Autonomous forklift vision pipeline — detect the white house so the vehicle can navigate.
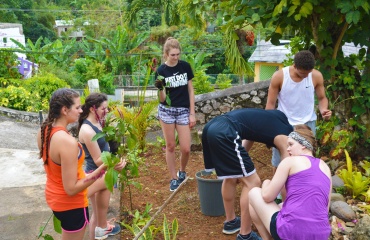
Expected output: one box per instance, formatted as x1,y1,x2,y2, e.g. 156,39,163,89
54,20,87,40
0,23,26,59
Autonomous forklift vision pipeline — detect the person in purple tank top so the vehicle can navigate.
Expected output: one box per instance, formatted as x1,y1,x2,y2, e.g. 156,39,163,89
248,124,332,240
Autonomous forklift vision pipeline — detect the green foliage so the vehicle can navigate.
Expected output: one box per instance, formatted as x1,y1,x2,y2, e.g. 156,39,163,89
114,101,158,151
92,111,142,193
215,74,232,89
163,215,178,240
0,77,22,88
0,85,33,111
122,212,178,240
192,71,214,94
23,73,69,111
0,50,22,79
52,215,61,234
338,150,370,199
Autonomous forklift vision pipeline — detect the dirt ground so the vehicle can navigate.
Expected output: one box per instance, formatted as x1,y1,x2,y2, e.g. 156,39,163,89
118,142,273,240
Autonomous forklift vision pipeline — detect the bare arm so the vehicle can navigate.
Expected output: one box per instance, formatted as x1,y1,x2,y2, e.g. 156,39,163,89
265,70,283,110
79,124,104,166
261,157,292,202
313,70,332,120
188,80,196,128
50,132,106,196
79,124,126,172
242,139,254,152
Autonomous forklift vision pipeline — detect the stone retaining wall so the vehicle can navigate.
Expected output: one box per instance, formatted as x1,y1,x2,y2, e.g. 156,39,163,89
0,106,45,125
194,81,270,124
0,81,270,125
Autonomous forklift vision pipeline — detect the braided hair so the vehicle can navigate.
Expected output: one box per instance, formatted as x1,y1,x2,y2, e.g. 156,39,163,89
39,88,80,165
78,92,108,132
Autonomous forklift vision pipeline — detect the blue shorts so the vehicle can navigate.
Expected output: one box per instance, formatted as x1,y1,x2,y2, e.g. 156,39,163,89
271,120,316,167
157,104,189,125
53,207,89,232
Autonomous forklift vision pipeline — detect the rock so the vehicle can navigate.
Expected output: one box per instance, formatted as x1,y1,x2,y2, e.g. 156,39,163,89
330,201,357,222
331,193,346,202
332,175,345,188
350,214,370,240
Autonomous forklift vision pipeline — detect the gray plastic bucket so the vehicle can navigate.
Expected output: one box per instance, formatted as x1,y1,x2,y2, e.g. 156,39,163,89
195,170,225,216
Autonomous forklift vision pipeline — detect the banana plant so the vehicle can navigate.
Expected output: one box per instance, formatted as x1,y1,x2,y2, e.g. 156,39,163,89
86,25,149,75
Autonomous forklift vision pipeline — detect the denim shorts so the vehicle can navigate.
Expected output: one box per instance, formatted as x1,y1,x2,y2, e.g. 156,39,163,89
157,104,190,125
271,120,316,167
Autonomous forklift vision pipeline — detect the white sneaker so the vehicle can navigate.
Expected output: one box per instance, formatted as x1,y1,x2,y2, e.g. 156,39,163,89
95,222,121,240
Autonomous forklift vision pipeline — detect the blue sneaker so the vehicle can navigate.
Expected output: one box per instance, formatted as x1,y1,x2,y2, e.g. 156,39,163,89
223,216,241,234
95,222,121,239
177,170,187,184
236,231,262,240
170,179,179,192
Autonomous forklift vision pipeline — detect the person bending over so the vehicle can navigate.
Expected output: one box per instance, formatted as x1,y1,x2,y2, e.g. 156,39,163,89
202,108,293,240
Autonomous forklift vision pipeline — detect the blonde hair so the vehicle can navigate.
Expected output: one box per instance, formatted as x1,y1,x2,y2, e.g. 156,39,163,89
293,124,317,152
163,37,181,60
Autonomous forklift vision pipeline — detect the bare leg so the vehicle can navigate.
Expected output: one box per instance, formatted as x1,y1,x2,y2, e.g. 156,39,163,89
238,173,261,235
222,178,238,222
88,194,97,240
87,176,111,239
176,124,191,172
249,187,281,239
160,120,177,179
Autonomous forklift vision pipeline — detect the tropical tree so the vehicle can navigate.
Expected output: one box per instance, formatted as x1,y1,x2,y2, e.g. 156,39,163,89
124,0,181,28
180,0,370,156
87,25,150,76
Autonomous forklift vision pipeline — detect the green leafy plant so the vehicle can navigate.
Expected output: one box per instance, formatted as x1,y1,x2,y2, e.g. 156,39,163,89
337,150,370,199
23,73,70,111
359,160,370,177
92,111,142,194
156,74,171,107
37,213,60,239
0,85,33,111
114,100,158,151
122,214,178,240
215,74,232,89
192,70,214,94
317,116,360,159
163,214,178,240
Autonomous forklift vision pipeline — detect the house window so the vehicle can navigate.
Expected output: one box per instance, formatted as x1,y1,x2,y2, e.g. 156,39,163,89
259,65,279,81
3,37,7,43
65,28,68,32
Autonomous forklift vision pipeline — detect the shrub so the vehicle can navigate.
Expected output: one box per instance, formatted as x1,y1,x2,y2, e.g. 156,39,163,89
0,85,33,111
215,74,232,89
23,73,69,111
193,71,214,94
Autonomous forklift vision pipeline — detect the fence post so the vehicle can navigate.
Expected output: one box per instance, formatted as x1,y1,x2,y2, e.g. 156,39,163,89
39,110,43,126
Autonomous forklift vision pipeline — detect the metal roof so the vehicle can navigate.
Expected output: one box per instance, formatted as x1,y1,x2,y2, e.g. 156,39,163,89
248,40,366,63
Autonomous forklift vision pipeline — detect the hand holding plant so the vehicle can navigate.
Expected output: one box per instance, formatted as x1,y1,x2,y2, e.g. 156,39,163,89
154,79,164,90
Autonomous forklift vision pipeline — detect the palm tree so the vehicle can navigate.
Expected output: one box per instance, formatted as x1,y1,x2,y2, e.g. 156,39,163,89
124,0,180,28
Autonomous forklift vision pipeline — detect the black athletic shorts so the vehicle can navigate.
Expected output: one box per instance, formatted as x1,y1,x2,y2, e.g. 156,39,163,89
270,211,281,240
53,207,89,232
202,116,256,178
